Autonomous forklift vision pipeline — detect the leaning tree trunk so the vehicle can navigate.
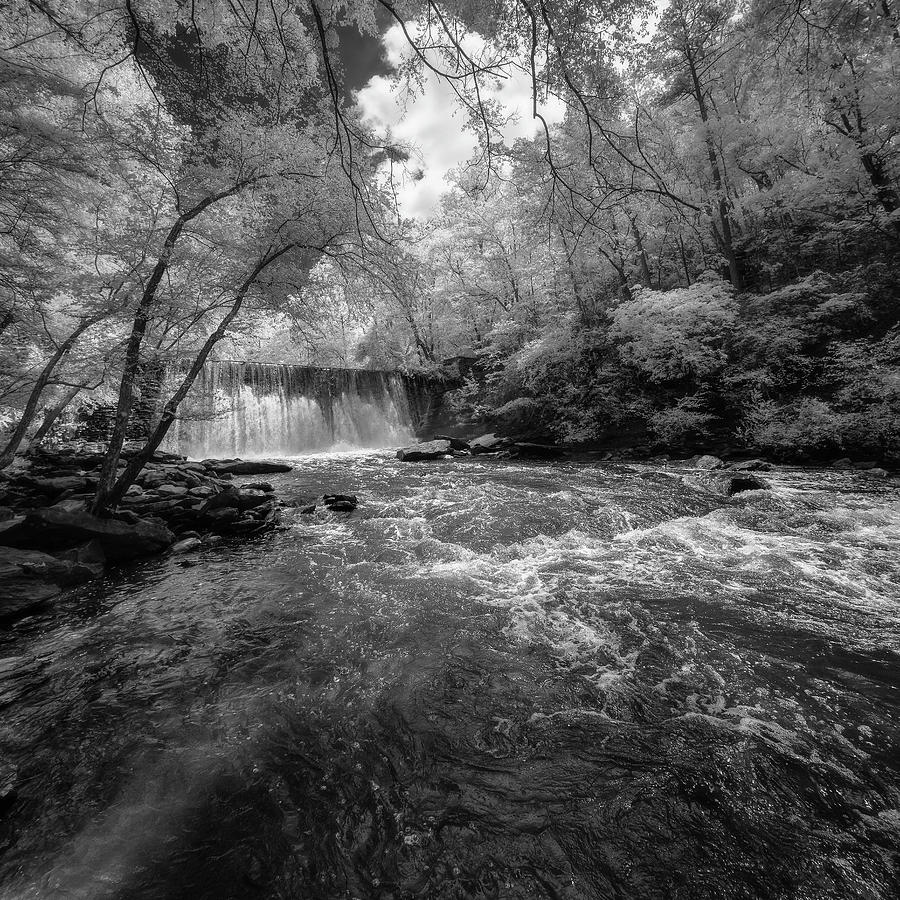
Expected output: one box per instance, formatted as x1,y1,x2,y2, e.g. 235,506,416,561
92,183,252,515
0,317,96,469
30,384,84,449
103,243,296,511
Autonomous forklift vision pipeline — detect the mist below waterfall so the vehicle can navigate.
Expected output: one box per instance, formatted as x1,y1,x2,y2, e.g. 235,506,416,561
165,362,416,458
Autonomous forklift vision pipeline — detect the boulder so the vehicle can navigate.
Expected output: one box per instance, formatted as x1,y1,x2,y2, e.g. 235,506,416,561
24,475,95,496
0,544,103,619
204,507,240,526
433,435,470,451
831,458,853,470
170,537,202,554
728,459,773,472
52,540,106,579
867,467,890,478
155,484,189,497
243,481,274,493
0,506,174,561
200,486,241,513
717,473,770,496
693,454,725,470
469,433,512,454
206,459,292,476
396,440,452,462
234,489,272,511
322,493,357,512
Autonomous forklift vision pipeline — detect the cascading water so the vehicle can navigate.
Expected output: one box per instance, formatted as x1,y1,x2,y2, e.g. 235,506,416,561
165,361,416,458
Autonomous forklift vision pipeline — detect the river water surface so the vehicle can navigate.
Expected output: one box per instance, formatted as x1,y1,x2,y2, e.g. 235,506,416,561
1,455,899,899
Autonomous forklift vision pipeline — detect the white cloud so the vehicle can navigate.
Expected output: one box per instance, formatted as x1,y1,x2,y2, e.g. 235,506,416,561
356,24,565,218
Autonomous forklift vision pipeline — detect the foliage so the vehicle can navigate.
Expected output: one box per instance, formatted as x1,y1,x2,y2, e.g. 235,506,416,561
2,0,900,469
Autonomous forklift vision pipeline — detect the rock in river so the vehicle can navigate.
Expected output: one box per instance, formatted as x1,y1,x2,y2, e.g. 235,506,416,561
0,506,174,561
396,440,453,462
692,454,726,470
432,434,470,451
322,494,358,512
469,433,512,454
717,473,770,496
204,459,293,476
0,544,104,618
728,458,773,472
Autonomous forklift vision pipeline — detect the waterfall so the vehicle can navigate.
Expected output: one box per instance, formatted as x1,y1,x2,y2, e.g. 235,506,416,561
165,362,417,458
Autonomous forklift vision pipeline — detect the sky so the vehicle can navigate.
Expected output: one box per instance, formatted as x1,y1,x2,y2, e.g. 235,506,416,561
353,25,566,218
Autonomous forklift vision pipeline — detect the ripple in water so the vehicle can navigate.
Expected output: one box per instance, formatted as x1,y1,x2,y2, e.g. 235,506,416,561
0,456,899,899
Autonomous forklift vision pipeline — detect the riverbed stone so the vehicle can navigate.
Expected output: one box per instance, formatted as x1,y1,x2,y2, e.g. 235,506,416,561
235,489,272,511
469,433,512,454
204,507,240,526
170,537,202,554
155,484,189,497
0,544,105,618
433,434,470,451
243,481,274,492
396,440,452,461
0,506,174,561
52,540,106,579
200,486,241,512
717,473,770,495
728,459,773,472
26,475,95,496
322,494,357,512
206,459,293,476
693,454,725,469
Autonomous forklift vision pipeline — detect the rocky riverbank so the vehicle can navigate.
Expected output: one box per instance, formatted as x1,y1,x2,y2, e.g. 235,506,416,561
396,436,899,499
0,444,292,620
399,432,897,477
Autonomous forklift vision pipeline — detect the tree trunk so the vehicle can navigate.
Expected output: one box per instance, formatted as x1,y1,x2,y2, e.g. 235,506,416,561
684,43,744,290
92,184,251,515
558,227,588,319
30,384,83,449
631,218,653,287
615,259,633,302
679,235,692,286
598,243,633,301
103,243,295,511
0,317,96,469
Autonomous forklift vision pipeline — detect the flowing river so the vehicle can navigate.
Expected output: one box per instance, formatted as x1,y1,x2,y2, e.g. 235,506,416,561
1,455,899,899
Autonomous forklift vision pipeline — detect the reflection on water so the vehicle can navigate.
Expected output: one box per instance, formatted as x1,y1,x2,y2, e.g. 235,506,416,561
1,455,899,899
